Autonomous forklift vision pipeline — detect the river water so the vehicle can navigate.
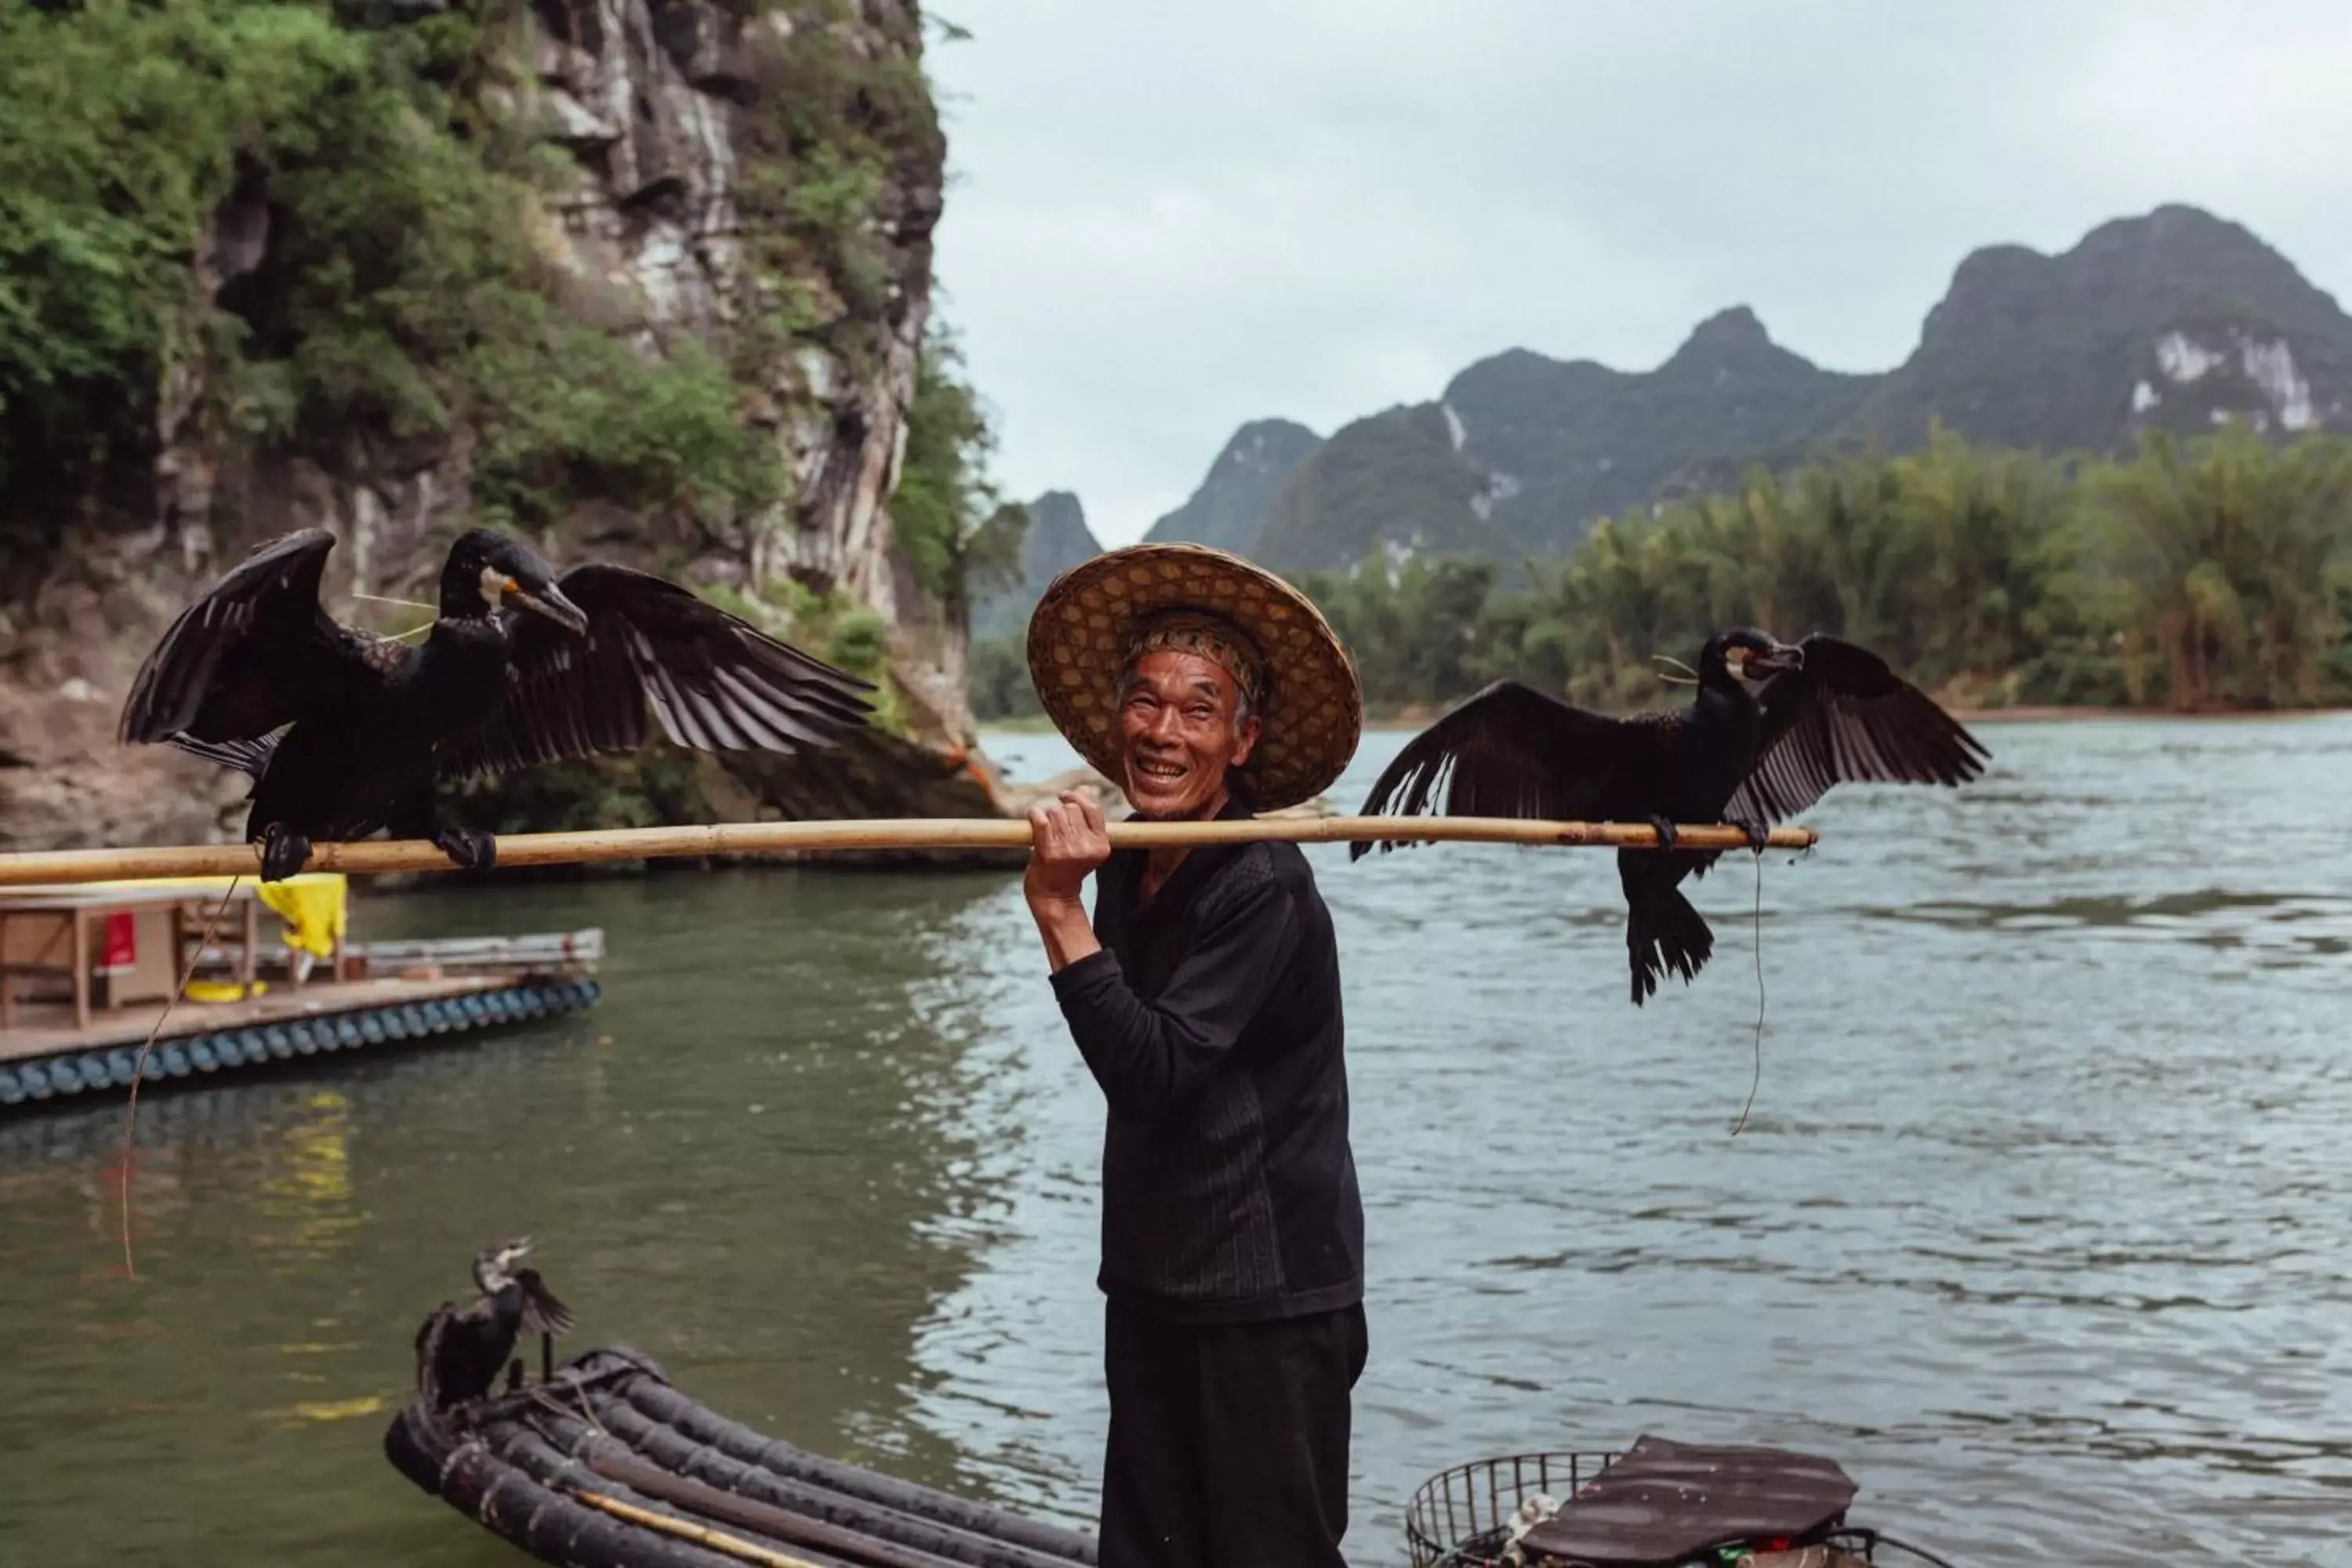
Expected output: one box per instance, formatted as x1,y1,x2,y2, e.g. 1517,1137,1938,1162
2,717,2347,1566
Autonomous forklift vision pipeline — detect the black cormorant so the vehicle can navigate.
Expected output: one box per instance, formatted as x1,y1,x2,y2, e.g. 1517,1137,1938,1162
118,527,873,880
1354,630,1990,1004
413,1236,575,1412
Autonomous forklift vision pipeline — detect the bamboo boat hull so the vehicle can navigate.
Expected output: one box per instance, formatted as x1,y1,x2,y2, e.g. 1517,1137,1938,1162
0,975,602,1116
383,1346,1098,1568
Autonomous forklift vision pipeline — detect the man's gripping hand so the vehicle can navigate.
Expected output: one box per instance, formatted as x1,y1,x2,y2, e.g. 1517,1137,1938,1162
1025,791,1111,974
1025,789,1111,909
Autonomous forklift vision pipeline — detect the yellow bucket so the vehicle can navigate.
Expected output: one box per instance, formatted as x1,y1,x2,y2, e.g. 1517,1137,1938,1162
185,979,265,1004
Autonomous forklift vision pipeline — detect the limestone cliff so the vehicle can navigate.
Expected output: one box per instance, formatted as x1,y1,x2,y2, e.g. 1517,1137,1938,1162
0,0,998,855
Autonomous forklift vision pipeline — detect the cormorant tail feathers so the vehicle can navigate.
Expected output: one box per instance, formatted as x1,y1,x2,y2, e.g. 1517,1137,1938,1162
1628,886,1714,1006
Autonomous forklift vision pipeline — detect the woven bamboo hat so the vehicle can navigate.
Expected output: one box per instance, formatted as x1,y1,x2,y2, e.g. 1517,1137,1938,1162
1025,543,1363,811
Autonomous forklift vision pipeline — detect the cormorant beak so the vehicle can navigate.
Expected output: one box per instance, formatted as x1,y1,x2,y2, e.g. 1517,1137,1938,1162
1748,644,1804,677
506,579,589,637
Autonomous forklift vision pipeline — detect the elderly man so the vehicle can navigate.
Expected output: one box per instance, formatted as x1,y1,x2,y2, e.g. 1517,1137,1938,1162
1021,544,1369,1568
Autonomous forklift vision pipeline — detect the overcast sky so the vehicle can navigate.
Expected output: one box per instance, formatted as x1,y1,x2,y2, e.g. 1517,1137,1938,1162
924,2,2352,547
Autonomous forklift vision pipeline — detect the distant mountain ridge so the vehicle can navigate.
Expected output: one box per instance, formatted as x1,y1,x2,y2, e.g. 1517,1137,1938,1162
1251,404,1506,574
1046,203,2352,579
1142,418,1324,552
1840,204,2352,456
1442,305,1879,559
972,489,1102,640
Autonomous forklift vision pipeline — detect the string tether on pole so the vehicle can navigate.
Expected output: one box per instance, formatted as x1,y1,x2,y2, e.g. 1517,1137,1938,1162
0,816,1819,888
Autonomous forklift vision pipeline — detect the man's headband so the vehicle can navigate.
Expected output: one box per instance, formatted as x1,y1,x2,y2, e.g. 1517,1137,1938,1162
1121,610,1267,709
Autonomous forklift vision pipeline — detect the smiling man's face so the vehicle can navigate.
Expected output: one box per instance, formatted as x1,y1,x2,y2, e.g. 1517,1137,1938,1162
1115,649,1261,819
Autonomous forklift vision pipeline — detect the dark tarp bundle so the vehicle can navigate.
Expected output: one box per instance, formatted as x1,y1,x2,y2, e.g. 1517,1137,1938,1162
1517,1433,1859,1565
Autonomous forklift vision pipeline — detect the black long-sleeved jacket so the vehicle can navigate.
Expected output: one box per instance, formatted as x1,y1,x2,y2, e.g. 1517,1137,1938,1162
1051,797,1364,1323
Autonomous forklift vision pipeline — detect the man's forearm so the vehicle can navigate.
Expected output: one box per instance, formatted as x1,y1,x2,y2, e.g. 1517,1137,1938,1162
1029,895,1102,973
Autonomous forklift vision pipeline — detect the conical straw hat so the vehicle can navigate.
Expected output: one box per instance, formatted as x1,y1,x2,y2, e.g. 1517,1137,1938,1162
1025,544,1363,811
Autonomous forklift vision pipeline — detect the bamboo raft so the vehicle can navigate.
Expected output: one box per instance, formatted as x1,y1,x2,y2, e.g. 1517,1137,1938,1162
385,1347,1098,1568
0,931,603,1114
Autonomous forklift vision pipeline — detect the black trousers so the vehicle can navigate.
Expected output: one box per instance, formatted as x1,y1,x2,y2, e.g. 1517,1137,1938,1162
1098,1298,1369,1568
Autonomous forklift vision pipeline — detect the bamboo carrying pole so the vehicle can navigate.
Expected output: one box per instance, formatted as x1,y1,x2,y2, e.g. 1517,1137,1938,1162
0,817,1817,888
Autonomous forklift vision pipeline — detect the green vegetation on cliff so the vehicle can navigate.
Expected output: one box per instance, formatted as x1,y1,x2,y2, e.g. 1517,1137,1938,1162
733,0,939,383
971,426,2352,724
0,0,980,577
2,0,1032,850
892,323,1027,626
0,0,792,563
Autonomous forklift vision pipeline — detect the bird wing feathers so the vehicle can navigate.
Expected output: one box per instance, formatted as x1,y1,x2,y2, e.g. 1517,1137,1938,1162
1355,644,1985,864
1351,680,1677,858
413,1301,454,1409
441,564,873,780
514,1268,575,1338
163,731,282,780
119,528,405,749
1725,633,1990,826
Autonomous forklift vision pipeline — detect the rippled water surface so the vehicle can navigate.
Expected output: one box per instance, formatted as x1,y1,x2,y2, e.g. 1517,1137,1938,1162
3,716,2349,1566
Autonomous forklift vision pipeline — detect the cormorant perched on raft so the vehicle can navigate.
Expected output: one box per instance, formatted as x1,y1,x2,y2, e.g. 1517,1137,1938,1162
413,1236,575,1413
118,527,873,880
1353,629,1991,1004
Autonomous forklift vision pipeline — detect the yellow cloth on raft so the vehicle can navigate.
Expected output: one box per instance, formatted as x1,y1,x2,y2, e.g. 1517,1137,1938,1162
254,875,347,958
74,873,348,958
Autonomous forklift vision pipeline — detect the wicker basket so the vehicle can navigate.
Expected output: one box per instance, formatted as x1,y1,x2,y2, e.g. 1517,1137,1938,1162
1403,1450,1621,1567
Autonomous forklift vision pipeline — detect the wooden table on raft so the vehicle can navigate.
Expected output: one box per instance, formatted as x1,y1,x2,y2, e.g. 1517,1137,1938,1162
0,816,1821,887
0,883,271,1034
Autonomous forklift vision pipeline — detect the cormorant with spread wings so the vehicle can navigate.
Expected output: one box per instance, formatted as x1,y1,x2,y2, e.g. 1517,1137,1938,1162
1353,629,1989,1004
412,1236,575,1412
119,527,873,880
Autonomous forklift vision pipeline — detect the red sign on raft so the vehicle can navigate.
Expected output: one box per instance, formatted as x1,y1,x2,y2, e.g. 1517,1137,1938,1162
100,911,136,973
